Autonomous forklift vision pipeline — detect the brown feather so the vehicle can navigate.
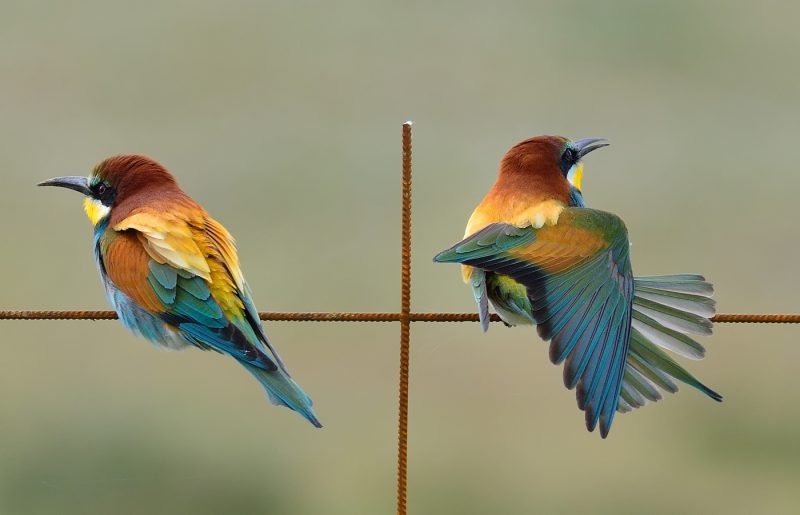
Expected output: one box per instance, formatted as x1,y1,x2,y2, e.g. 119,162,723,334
94,155,195,227
102,231,165,313
462,136,573,282
484,135,572,216
98,155,248,321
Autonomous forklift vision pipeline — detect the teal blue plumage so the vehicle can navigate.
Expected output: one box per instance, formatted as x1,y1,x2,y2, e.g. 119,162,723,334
436,210,636,436
41,155,320,427
434,135,721,437
435,213,721,437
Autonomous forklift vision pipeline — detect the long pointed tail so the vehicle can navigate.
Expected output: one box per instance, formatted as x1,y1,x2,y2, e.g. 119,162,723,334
240,361,322,428
618,274,722,413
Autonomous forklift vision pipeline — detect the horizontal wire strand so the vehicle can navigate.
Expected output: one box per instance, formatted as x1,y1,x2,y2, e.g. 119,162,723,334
1,310,799,323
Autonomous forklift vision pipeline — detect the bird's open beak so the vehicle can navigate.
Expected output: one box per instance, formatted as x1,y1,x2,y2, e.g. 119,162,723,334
574,138,609,158
37,176,91,196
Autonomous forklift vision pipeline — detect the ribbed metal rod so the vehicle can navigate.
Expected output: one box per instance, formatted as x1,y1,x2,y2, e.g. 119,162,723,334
1,311,799,323
396,121,413,515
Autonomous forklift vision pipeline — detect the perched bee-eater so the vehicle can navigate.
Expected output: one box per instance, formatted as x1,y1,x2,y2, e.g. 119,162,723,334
434,136,721,437
39,155,321,427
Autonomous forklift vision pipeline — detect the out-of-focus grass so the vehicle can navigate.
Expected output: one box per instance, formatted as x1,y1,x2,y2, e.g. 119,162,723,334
2,1,800,513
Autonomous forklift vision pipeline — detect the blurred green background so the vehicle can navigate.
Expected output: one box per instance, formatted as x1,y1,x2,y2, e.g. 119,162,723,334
2,1,799,513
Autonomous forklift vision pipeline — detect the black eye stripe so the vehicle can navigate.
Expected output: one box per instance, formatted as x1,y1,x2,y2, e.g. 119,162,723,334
91,182,116,206
559,147,579,175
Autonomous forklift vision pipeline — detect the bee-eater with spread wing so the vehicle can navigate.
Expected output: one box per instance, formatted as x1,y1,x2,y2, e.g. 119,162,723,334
39,155,321,427
434,136,721,437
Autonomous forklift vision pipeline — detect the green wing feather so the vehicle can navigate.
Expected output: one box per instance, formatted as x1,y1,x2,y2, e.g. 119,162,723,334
435,208,633,437
435,208,722,436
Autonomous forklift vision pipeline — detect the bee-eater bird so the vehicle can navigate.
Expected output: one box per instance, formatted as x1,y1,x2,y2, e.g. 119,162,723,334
39,155,321,427
434,136,721,437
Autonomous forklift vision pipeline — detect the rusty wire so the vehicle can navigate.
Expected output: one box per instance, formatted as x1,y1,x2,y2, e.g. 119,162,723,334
3,123,800,515
2,310,800,324
396,121,413,515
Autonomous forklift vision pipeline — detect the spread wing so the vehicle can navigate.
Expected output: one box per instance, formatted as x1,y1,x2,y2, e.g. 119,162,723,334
102,209,285,373
618,274,721,412
435,208,634,437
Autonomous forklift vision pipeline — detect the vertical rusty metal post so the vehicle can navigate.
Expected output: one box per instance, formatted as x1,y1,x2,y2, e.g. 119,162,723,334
397,121,413,515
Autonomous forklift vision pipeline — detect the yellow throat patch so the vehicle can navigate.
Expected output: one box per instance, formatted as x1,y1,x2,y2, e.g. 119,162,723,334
83,197,110,225
567,162,584,191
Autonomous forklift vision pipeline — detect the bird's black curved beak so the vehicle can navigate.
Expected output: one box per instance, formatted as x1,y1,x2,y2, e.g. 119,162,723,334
574,138,609,158
37,176,91,196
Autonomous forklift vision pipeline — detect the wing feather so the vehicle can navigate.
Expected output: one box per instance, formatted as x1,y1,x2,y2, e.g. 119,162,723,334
114,211,211,280
105,209,283,372
435,208,633,437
